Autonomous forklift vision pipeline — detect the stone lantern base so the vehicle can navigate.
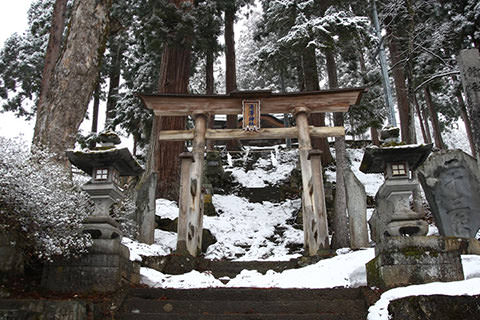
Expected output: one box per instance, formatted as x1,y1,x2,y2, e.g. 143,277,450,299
42,238,139,293
366,236,465,290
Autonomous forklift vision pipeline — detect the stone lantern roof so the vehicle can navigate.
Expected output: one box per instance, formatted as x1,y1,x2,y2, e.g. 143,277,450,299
66,148,144,177
360,144,433,174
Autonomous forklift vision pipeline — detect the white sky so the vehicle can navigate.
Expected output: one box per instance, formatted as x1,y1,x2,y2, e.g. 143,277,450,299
0,1,35,140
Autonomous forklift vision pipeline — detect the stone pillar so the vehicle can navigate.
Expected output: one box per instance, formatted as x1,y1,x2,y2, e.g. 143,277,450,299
177,152,194,254
457,49,480,161
136,173,157,244
344,167,369,248
295,107,329,255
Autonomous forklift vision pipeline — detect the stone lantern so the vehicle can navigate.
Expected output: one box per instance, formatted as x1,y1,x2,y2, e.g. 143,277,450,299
65,131,144,240
42,131,144,293
360,144,432,243
360,143,465,289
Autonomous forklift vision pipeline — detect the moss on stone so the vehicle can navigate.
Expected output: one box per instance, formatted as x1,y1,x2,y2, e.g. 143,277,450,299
400,246,439,258
366,257,385,289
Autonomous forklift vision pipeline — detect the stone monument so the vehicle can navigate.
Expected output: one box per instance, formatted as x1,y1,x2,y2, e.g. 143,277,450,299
344,167,369,249
42,131,143,292
361,142,465,289
418,149,480,238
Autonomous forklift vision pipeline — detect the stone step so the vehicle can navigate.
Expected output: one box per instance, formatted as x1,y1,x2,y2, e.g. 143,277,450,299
128,287,363,301
142,255,331,278
117,313,365,320
122,297,366,315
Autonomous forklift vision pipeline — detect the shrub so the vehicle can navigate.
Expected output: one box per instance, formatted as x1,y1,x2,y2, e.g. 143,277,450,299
0,137,92,261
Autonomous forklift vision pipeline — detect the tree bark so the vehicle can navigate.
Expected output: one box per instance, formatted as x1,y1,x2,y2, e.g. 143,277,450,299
33,0,68,147
33,0,112,162
371,127,380,146
153,42,192,199
105,34,124,127
302,45,333,165
224,3,240,150
91,81,101,133
421,102,432,144
206,46,215,151
414,93,429,144
387,30,411,143
424,86,445,149
324,48,349,249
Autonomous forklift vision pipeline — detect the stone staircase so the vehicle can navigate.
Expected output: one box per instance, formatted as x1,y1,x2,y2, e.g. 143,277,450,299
116,287,371,319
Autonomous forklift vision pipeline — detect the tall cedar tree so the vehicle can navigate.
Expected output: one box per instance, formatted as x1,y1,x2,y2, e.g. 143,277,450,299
151,0,194,199
34,0,67,124
33,0,112,162
224,0,241,150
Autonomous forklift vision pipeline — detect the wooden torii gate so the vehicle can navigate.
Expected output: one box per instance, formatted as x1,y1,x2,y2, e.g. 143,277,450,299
141,88,364,256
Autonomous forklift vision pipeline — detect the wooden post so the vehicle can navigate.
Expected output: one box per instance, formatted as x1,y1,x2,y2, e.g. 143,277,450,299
294,107,329,255
187,113,208,256
308,149,329,251
177,152,194,254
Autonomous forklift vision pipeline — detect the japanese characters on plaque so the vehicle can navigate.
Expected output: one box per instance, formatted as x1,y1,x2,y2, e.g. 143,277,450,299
242,100,261,131
457,49,480,105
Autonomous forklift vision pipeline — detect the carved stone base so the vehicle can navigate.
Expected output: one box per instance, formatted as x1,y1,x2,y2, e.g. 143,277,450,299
367,236,464,290
42,239,139,293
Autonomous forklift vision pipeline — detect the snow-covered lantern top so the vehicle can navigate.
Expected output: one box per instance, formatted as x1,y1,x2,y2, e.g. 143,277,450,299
360,144,433,180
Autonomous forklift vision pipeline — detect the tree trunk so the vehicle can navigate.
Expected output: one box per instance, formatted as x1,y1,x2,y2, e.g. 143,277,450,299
405,0,417,144
153,42,192,199
324,48,349,249
206,48,215,151
387,30,411,143
371,127,380,146
302,45,333,165
414,93,429,144
33,0,68,147
456,89,476,155
224,4,240,150
424,87,445,149
421,102,432,144
33,0,112,162
91,81,101,133
105,34,124,127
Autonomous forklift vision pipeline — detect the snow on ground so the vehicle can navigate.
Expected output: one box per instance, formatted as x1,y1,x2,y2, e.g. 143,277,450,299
138,248,375,289
122,229,177,262
204,195,302,261
226,147,297,188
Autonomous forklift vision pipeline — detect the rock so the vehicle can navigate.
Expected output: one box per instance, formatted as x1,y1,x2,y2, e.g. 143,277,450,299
202,228,217,253
389,294,480,320
203,194,217,216
380,127,400,142
418,149,480,238
155,217,178,232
